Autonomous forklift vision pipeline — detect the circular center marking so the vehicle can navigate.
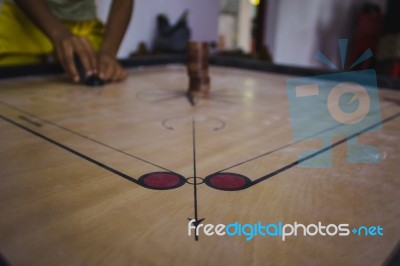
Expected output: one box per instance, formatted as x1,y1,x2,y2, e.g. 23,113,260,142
186,177,205,185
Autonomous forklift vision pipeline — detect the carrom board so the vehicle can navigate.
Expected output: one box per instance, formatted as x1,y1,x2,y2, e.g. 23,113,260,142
0,65,399,265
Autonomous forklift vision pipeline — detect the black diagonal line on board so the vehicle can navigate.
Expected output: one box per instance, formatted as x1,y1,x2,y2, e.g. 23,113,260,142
214,104,397,174
0,100,174,173
0,113,168,186
249,111,400,186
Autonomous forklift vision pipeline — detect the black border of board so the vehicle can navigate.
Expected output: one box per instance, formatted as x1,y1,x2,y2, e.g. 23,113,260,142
0,55,399,90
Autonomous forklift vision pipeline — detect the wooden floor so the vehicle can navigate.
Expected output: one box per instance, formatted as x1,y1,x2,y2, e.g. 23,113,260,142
0,65,399,265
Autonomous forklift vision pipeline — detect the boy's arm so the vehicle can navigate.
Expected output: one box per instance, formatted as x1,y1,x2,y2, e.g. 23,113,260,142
98,0,134,81
15,0,98,82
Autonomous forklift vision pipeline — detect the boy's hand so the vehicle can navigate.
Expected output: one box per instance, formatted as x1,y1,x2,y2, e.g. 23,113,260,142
54,35,126,83
53,34,97,82
97,52,127,82
15,0,132,83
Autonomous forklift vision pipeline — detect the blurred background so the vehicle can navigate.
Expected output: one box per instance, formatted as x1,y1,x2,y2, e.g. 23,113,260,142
48,0,400,77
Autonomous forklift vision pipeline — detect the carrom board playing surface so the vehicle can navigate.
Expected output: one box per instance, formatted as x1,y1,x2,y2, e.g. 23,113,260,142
0,65,399,266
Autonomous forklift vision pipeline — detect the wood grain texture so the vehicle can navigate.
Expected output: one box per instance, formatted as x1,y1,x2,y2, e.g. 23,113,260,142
0,65,399,266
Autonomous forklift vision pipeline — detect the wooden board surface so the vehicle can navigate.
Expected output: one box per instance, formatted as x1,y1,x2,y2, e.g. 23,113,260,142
0,65,399,266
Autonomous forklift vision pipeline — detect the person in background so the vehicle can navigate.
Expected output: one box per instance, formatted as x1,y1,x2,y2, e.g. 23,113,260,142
377,0,400,78
0,0,133,83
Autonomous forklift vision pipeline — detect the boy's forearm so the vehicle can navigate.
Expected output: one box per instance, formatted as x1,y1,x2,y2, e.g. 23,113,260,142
100,0,134,57
14,0,71,42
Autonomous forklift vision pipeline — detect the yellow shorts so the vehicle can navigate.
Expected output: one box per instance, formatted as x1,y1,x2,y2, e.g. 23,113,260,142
0,2,104,66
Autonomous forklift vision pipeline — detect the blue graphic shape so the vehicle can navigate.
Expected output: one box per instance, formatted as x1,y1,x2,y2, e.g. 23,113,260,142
350,49,373,69
315,51,338,70
286,69,382,168
299,138,333,168
339,92,360,113
338,39,348,69
347,138,381,163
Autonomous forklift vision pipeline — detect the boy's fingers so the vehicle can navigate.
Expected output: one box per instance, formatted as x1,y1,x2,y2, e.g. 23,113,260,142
79,37,97,74
60,40,79,82
97,53,127,82
98,60,107,80
115,66,127,81
103,63,114,81
55,48,66,72
53,35,99,83
72,38,93,77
